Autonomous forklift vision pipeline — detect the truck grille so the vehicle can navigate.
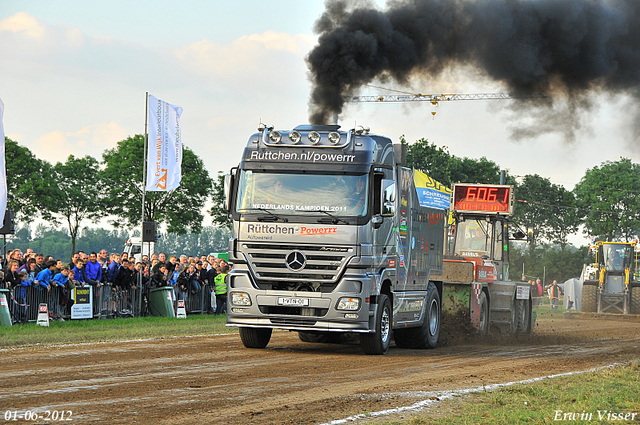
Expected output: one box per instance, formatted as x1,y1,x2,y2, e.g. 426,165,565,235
242,243,354,283
269,318,318,326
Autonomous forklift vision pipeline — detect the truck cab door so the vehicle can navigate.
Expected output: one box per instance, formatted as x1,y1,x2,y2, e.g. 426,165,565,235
372,177,396,269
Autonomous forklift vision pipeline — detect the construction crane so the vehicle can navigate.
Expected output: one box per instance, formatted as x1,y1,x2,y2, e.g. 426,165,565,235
347,85,547,118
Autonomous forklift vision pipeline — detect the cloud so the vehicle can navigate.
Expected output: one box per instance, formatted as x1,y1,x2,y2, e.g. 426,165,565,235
0,12,315,186
240,30,315,54
175,30,314,87
35,130,68,163
35,122,128,164
0,12,45,38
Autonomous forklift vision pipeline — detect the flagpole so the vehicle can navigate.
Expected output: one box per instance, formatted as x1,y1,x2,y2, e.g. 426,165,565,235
140,92,149,316
142,92,148,227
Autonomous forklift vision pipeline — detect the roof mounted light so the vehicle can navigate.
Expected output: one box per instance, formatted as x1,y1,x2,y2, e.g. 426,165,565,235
308,131,321,145
269,130,282,143
289,130,301,144
328,132,341,144
258,122,266,132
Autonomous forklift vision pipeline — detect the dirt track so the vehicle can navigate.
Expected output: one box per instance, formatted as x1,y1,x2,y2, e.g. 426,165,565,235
1,313,640,425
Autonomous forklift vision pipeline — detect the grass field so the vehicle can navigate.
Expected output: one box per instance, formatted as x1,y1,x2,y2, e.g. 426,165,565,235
0,314,235,348
368,361,640,425
370,305,640,424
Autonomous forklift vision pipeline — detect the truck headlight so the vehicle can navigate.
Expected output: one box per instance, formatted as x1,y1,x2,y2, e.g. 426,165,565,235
336,297,360,311
289,130,301,144
269,130,282,143
231,292,252,306
308,131,321,144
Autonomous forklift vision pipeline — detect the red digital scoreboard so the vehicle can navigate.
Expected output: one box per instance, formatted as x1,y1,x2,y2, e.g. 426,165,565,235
451,184,514,215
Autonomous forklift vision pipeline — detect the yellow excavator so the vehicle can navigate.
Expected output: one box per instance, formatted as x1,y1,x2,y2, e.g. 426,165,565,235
582,241,640,315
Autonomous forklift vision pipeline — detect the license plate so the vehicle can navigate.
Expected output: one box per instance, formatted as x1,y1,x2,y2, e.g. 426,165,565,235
277,297,309,307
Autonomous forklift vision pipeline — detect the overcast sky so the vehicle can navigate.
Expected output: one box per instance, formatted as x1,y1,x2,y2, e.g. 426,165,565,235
1,0,638,244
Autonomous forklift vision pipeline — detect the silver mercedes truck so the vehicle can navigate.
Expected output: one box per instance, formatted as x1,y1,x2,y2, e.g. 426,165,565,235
223,124,445,354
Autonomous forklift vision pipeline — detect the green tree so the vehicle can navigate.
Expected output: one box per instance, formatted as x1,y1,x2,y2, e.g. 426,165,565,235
49,155,103,255
13,224,72,262
101,135,213,234
77,227,130,255
210,171,231,229
402,136,455,186
513,174,582,251
450,156,502,185
509,242,588,284
402,136,504,186
4,137,56,220
573,158,640,241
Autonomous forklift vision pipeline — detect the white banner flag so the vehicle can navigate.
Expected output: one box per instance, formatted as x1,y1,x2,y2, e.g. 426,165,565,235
146,94,183,191
0,98,7,222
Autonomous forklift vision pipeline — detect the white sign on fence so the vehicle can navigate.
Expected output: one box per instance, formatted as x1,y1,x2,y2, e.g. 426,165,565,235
71,287,93,319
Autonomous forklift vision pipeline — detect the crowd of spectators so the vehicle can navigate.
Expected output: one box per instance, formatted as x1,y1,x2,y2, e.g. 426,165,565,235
0,247,231,322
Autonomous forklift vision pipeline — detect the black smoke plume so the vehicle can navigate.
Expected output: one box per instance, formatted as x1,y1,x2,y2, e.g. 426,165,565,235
307,0,640,140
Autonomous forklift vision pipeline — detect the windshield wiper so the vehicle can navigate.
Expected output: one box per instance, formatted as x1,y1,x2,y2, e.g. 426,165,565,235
244,208,288,223
311,210,349,225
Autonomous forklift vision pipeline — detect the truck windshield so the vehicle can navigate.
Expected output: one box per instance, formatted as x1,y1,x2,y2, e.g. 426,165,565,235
602,243,631,272
235,170,368,217
453,220,490,256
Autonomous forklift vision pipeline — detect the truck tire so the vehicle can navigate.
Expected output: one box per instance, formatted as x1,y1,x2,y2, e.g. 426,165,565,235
239,327,272,349
582,284,597,312
392,282,440,349
298,331,335,343
478,291,489,335
360,294,392,355
509,297,518,335
630,286,640,315
516,298,531,334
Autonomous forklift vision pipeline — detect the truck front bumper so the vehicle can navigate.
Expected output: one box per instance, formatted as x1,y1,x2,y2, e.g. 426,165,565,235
225,270,374,333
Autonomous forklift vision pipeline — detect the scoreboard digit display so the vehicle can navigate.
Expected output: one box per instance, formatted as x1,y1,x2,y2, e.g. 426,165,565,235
451,184,514,215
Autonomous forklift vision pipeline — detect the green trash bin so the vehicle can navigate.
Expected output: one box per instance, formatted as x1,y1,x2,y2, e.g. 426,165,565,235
149,287,175,318
0,289,12,326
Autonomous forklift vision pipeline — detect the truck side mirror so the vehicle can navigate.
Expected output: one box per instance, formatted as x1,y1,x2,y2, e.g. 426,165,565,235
223,173,233,211
381,180,396,217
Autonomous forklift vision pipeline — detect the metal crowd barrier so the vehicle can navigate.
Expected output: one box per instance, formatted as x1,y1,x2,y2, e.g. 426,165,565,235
6,285,64,323
93,285,111,319
113,287,142,317
4,281,211,322
172,283,213,314
91,285,142,318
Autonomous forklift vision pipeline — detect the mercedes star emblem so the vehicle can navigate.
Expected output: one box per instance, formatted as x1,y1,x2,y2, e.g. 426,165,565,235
285,251,306,271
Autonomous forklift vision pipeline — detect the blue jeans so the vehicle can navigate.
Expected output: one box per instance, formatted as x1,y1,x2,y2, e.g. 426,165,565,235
189,280,201,293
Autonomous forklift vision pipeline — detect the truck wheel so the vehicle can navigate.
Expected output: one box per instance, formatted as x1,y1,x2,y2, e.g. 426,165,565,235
630,286,640,315
516,298,531,334
582,284,597,312
360,294,392,355
478,291,489,335
392,282,440,349
298,331,334,343
239,327,272,349
509,297,518,335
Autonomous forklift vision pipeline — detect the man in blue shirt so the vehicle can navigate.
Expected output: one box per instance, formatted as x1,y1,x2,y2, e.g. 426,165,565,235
34,260,56,291
85,252,102,287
